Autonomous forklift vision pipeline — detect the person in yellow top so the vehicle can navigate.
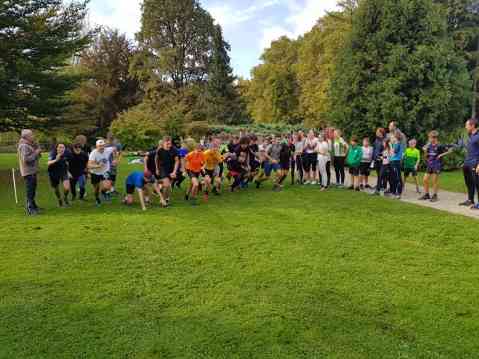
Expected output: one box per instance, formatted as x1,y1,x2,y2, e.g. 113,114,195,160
203,137,224,195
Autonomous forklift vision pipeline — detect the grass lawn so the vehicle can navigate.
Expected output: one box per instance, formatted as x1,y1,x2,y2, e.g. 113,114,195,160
404,170,467,194
1,153,478,358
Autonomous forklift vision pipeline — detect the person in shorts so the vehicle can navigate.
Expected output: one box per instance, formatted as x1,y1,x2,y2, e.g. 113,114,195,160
155,136,180,207
359,137,373,189
47,143,71,207
203,138,224,195
345,136,362,191
303,130,319,184
274,139,291,192
123,170,152,211
105,132,122,195
265,136,282,176
253,142,270,189
88,139,113,206
185,143,206,205
403,139,421,194
419,131,452,202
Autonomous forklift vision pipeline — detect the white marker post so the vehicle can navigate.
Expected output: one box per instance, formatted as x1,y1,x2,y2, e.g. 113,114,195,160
12,168,18,205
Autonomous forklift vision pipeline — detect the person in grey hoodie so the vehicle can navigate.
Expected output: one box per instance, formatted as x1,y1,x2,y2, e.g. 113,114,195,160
17,129,42,215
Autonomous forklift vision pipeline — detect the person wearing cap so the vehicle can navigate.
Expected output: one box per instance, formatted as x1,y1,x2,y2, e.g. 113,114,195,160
122,170,152,211
17,129,42,215
88,139,113,206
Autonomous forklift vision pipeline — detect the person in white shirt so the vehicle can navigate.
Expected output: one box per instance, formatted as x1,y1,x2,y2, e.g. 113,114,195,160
317,134,331,190
360,137,374,189
303,130,319,184
88,139,114,206
293,132,305,184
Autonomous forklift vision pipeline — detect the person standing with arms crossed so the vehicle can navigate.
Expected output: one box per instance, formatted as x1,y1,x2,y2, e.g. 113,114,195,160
17,129,42,215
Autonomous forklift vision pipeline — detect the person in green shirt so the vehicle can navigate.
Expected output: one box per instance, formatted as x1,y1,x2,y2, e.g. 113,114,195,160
403,139,421,194
346,136,363,191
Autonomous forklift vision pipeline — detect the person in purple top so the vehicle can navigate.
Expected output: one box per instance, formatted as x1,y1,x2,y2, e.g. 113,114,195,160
419,131,453,203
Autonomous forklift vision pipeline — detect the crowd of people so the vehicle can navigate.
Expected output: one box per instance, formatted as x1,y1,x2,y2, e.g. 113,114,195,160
16,119,479,215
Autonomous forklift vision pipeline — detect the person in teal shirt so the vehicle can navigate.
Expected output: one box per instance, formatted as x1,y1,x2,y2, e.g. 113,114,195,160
403,139,421,194
346,136,363,191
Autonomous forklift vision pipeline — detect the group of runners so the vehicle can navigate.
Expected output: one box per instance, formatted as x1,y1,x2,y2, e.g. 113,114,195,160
16,119,479,214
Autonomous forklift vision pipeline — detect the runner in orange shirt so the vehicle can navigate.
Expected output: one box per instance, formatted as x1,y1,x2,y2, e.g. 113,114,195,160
185,143,206,206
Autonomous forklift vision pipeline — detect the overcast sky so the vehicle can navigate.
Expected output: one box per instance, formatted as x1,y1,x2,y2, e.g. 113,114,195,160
88,0,338,78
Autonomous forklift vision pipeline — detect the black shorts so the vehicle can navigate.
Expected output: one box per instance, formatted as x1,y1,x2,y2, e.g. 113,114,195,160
359,162,371,176
107,172,117,183
91,173,105,185
349,166,360,176
49,173,68,188
250,160,260,172
158,168,173,180
303,153,317,172
218,163,225,177
404,168,417,177
204,169,216,179
187,170,203,179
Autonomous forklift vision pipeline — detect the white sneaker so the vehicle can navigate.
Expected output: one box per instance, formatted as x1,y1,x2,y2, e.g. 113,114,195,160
311,181,317,185
304,181,311,185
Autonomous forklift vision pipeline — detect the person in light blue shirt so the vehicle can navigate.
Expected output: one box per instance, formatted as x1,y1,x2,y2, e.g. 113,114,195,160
389,134,404,199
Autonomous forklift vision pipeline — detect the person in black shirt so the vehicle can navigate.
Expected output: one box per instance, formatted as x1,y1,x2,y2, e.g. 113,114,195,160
48,143,71,207
68,143,89,201
155,136,180,207
274,140,291,191
144,143,162,195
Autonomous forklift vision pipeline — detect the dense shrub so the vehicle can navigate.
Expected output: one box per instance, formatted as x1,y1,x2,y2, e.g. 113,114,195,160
110,103,162,150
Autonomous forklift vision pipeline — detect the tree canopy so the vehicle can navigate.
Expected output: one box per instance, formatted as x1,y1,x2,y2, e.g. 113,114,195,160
0,0,93,132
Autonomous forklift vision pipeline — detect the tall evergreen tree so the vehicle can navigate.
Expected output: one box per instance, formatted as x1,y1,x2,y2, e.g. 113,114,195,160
206,25,247,124
330,0,472,140
0,0,93,132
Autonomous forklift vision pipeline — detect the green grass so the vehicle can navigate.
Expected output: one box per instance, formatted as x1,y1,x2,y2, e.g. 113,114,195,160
404,170,467,194
1,153,478,358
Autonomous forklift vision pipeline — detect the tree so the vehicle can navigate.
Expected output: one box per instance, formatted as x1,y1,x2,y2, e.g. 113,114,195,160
247,37,302,124
136,0,216,90
68,28,141,137
206,25,248,125
296,9,354,127
330,0,472,140
0,0,93,132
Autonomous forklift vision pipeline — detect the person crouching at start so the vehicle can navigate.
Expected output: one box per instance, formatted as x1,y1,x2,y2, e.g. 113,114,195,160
123,171,153,211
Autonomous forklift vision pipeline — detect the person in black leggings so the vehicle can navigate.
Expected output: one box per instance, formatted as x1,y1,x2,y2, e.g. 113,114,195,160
460,119,479,209
332,129,348,186
372,128,386,191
